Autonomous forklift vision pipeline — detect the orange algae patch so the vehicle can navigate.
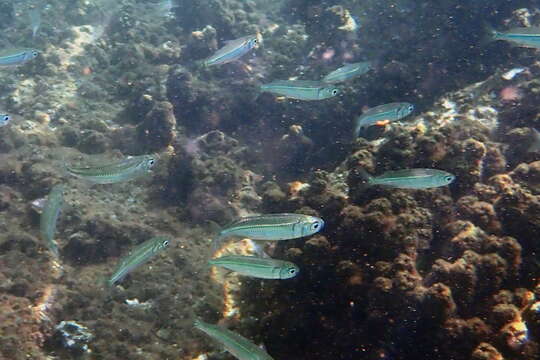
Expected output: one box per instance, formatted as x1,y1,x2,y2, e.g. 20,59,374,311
210,239,257,320
374,119,391,126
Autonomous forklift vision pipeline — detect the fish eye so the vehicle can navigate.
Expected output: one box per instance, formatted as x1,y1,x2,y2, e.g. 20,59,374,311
288,268,296,274
148,159,156,166
253,38,258,43
332,89,338,95
445,176,454,182
311,222,320,230
408,105,414,112
2,115,10,122
163,240,169,246
31,51,38,57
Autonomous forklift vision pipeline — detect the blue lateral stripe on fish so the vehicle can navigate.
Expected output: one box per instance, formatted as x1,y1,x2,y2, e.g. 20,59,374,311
0,49,39,66
204,34,259,66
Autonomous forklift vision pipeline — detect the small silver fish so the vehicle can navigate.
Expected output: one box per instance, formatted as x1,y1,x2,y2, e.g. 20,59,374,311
108,236,171,286
212,213,324,253
194,319,274,360
204,35,259,67
491,26,540,48
362,168,455,189
209,255,300,279
322,61,372,84
0,48,39,67
0,113,11,127
260,80,340,101
354,102,414,137
65,154,157,184
40,184,64,257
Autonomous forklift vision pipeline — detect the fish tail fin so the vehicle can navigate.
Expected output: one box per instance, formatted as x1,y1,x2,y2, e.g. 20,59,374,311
353,122,362,138
210,234,226,256
528,128,540,153
481,23,500,45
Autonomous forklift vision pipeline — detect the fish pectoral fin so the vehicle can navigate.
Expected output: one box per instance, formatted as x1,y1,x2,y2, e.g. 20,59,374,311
251,240,270,258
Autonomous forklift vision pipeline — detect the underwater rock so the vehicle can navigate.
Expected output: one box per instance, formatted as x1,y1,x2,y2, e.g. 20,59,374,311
456,196,502,234
471,342,504,360
166,64,258,134
184,25,218,63
53,321,93,354
167,130,261,223
76,130,108,154
136,100,176,152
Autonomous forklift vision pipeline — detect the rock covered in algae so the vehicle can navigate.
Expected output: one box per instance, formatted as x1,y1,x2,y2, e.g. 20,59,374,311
136,100,177,152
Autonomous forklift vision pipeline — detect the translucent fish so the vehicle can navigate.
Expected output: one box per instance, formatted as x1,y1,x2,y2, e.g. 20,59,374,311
29,7,42,38
108,236,171,286
491,26,540,48
212,213,324,252
204,35,259,67
65,154,157,184
194,319,274,360
528,128,540,153
363,168,455,189
0,48,39,67
0,113,11,127
149,0,178,17
209,255,299,279
354,102,414,137
40,185,64,258
322,61,372,84
260,80,340,101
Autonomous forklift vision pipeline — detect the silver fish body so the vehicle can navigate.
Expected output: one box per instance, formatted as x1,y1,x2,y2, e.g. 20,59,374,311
209,255,299,279
108,236,170,285
354,102,414,137
367,168,455,189
0,113,11,127
212,213,324,252
492,27,540,48
261,80,339,100
0,48,39,67
40,185,64,257
204,35,258,66
322,61,372,84
66,154,157,184
194,320,274,360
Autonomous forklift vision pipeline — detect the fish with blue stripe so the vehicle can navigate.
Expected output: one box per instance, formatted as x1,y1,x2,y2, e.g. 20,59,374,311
209,255,300,279
40,184,64,258
204,34,259,66
0,48,39,67
322,61,372,84
489,26,540,48
354,102,414,137
212,213,324,253
65,154,157,184
194,319,274,360
360,168,455,189
260,80,340,101
108,236,171,286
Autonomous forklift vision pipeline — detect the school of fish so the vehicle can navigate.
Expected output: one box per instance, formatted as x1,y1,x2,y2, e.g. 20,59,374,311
9,2,540,359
